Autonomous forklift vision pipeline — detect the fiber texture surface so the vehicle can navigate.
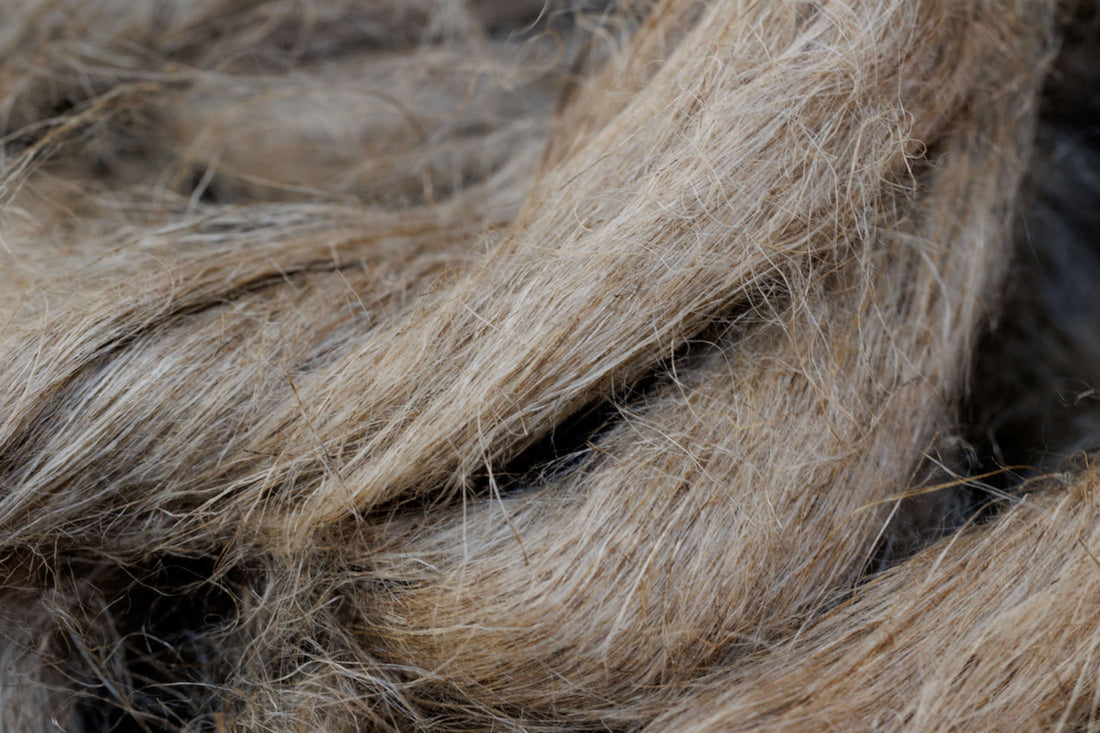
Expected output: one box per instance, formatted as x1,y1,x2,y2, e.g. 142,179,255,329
0,1,1098,730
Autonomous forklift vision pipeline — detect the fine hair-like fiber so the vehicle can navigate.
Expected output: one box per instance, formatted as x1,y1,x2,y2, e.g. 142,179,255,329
1,0,1099,730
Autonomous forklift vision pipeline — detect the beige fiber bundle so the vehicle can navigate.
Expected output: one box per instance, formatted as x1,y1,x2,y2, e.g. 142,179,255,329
0,0,1098,730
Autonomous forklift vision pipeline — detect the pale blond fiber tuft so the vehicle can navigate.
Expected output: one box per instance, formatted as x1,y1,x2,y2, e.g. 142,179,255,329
0,0,1098,730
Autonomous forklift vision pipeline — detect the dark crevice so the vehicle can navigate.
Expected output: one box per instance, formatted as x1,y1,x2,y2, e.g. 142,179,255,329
61,555,245,733
958,19,1100,519
380,263,792,526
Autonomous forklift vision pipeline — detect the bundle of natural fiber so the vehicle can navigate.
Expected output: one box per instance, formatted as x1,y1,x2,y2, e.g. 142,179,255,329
0,0,1097,730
